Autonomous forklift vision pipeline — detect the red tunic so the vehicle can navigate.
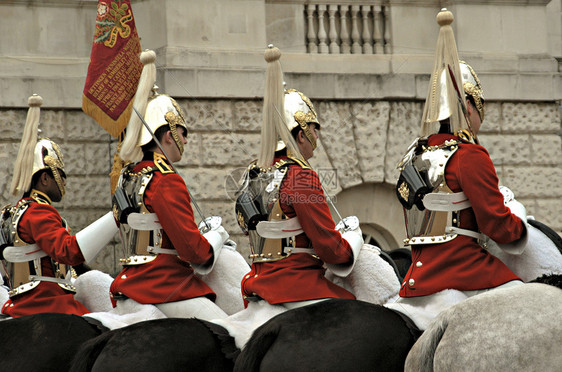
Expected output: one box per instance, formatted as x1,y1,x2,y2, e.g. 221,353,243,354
241,157,356,305
110,157,216,305
2,194,89,317
400,134,524,297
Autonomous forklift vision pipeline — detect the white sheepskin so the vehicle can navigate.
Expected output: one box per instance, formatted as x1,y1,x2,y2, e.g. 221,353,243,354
196,245,249,315
0,286,9,314
211,300,287,349
73,270,114,312
326,244,401,305
385,289,469,331
487,223,562,282
84,298,166,330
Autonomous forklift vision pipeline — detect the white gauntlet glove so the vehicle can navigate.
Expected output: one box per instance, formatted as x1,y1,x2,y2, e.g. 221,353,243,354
335,216,360,233
222,239,237,251
499,186,527,222
194,216,229,274
495,186,528,255
327,216,364,277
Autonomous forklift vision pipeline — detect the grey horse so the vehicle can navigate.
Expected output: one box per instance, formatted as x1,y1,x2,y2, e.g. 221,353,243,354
405,282,562,372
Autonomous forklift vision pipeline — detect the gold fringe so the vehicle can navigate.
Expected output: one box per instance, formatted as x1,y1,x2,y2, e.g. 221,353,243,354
109,136,126,195
82,95,134,138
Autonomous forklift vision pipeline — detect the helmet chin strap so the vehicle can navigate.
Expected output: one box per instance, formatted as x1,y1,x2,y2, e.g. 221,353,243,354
164,111,185,156
44,156,65,198
302,124,317,150
294,111,317,150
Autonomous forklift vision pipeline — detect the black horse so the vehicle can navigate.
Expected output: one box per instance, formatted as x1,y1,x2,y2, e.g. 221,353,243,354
234,299,421,372
70,317,238,372
0,312,103,371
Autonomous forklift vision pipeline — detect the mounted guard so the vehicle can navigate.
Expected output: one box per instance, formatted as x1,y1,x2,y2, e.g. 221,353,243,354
0,94,118,318
386,9,527,330
105,50,236,321
213,45,364,349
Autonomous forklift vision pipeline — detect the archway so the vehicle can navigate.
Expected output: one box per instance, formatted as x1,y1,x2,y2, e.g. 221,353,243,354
329,183,407,252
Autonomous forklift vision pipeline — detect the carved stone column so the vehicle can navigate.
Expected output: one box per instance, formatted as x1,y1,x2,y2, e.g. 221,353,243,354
328,4,340,54
350,5,361,54
317,4,329,54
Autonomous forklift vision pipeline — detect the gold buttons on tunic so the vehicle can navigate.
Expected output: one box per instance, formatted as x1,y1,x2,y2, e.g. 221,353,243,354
416,261,423,268
408,279,415,286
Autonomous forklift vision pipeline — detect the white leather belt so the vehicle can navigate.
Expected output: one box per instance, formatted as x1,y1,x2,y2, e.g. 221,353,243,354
446,226,486,241
127,213,162,230
28,275,73,286
147,246,178,255
423,192,472,211
285,247,316,255
256,217,303,238
3,244,47,262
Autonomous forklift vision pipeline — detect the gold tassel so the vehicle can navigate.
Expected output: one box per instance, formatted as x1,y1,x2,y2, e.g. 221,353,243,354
109,134,126,195
258,45,304,168
120,50,157,162
10,94,42,196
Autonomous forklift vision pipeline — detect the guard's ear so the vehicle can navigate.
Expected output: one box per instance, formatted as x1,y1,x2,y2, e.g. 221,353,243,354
163,130,174,145
296,128,306,144
39,171,50,186
466,99,474,114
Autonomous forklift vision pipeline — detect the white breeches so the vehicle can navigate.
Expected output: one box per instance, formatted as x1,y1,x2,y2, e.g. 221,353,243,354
155,296,228,320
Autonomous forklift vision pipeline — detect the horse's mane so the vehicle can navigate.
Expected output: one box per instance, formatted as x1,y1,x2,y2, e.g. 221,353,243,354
200,319,240,361
530,273,562,289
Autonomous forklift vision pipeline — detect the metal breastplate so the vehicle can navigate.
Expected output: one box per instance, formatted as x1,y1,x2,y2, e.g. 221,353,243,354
235,160,308,263
397,139,472,245
0,201,75,297
113,164,164,266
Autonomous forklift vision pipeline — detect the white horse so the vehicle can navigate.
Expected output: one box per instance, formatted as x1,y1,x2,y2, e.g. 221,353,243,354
405,282,562,372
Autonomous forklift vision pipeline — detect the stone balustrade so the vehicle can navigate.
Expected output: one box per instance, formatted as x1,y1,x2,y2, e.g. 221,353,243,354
304,2,390,54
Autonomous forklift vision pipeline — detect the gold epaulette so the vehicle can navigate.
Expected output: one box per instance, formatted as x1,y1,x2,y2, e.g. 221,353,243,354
455,129,476,144
272,158,289,169
153,153,175,174
29,189,52,205
286,156,311,170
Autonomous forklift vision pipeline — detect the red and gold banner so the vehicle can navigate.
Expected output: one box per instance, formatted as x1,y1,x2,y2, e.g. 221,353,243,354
82,0,142,138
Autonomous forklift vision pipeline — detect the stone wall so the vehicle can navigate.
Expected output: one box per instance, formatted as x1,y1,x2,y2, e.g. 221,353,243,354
1,97,559,274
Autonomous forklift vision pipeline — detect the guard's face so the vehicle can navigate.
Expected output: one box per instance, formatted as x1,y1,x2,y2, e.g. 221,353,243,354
169,126,188,163
298,123,319,160
45,172,66,203
467,100,482,135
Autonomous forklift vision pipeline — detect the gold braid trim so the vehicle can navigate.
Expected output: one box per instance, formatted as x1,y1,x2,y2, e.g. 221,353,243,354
43,155,65,197
49,140,65,168
459,60,485,121
30,189,52,205
165,99,188,156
